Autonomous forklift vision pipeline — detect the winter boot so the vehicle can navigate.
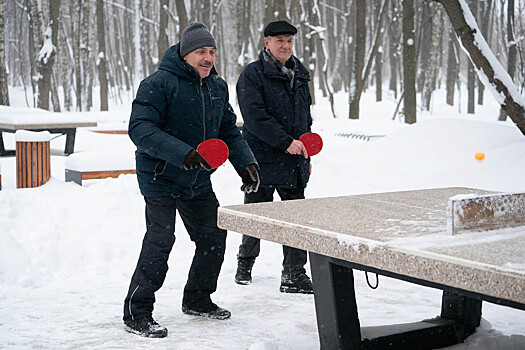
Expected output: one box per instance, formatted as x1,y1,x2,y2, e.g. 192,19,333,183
124,315,168,338
182,303,231,320
235,258,255,285
279,267,314,294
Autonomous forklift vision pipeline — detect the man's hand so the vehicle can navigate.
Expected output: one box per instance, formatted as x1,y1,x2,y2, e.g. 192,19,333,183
240,164,260,193
286,139,308,158
182,150,212,170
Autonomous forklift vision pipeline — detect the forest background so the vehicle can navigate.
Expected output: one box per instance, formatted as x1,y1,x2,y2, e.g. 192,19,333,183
0,0,525,129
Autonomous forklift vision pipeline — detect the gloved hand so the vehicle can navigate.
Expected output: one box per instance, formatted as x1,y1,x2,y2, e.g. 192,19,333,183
182,150,211,171
240,164,260,193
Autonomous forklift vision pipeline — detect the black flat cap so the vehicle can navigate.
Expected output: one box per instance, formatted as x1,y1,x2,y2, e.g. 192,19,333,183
264,20,297,37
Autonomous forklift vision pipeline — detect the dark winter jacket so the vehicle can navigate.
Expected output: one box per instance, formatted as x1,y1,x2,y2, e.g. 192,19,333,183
128,43,257,198
236,51,312,188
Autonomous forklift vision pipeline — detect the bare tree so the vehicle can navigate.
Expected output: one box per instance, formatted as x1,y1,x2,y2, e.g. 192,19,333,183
0,0,9,106
96,0,109,111
403,0,417,124
175,0,188,40
499,0,517,121
435,0,525,135
423,4,444,110
348,0,365,119
445,26,459,106
34,0,60,111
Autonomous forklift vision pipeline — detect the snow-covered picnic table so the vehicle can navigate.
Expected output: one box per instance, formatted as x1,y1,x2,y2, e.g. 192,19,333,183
218,187,525,349
0,106,97,155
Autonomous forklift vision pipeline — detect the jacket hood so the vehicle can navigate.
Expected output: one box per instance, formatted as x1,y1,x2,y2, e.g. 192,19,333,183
159,43,218,80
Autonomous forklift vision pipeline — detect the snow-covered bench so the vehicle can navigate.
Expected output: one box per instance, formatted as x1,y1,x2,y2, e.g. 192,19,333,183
0,106,97,155
65,151,135,185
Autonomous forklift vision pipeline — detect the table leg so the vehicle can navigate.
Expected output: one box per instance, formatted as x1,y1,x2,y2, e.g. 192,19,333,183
309,252,362,350
0,132,15,156
64,129,76,155
441,290,482,339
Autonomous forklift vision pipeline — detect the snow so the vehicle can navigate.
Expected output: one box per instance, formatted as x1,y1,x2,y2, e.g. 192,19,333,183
1,87,524,349
14,130,50,142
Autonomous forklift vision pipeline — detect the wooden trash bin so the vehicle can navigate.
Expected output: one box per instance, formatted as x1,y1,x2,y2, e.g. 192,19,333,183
15,130,51,188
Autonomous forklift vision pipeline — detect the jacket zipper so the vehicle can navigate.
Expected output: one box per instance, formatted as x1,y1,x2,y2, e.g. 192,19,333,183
189,80,207,198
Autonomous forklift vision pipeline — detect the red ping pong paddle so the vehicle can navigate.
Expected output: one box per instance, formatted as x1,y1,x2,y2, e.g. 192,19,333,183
197,139,229,169
299,132,323,156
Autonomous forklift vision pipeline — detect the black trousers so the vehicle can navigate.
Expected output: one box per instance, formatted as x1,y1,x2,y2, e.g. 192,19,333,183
237,187,308,271
123,192,227,320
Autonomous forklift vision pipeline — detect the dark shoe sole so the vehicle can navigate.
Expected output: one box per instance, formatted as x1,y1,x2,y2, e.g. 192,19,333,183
279,285,314,294
124,324,168,338
182,306,231,320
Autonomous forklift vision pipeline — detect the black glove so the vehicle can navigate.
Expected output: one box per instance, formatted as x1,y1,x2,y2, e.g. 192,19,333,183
182,150,211,170
240,164,260,193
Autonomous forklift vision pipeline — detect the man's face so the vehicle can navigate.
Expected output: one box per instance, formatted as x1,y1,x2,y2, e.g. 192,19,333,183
264,34,294,65
184,46,216,78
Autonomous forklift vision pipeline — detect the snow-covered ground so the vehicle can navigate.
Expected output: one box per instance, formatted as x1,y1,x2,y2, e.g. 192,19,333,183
1,87,524,349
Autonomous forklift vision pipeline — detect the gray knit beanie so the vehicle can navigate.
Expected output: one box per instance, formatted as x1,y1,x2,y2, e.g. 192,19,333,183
180,22,217,58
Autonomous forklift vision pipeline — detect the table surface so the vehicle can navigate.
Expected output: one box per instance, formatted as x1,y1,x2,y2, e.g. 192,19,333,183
218,187,525,306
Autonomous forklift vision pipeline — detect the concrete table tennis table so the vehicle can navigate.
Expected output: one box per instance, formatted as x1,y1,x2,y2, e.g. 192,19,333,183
0,114,97,156
218,187,525,349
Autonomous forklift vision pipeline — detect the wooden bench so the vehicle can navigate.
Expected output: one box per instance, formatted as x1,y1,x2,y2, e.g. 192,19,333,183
0,107,97,156
65,151,135,185
218,187,525,350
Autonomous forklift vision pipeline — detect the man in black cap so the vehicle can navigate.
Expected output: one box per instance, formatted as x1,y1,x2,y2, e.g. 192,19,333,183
234,20,314,294
122,22,259,338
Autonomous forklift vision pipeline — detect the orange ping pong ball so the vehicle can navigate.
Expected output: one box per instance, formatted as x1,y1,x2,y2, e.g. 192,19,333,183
475,151,485,161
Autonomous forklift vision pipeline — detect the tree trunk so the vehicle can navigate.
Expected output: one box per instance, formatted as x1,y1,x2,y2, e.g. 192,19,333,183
349,0,366,119
466,0,477,114
133,0,142,86
29,0,44,107
75,0,82,111
158,0,169,62
445,27,458,106
434,0,525,135
499,0,516,121
403,0,417,124
81,0,92,111
417,2,431,94
303,0,315,105
388,0,401,98
423,4,443,110
477,0,493,105
58,16,72,111
36,0,60,111
96,0,109,111
376,48,383,101
175,0,188,41
0,0,9,106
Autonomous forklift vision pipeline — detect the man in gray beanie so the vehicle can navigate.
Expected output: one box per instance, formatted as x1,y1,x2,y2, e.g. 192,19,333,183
123,22,259,338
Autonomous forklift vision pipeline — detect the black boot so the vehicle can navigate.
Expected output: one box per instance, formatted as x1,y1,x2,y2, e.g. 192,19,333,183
235,258,255,285
182,303,231,320
280,267,313,294
124,315,168,338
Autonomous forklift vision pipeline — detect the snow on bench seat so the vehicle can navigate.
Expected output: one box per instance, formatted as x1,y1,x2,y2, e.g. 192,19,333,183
65,151,135,185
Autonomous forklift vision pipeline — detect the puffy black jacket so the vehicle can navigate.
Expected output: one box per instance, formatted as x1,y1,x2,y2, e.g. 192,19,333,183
129,43,257,198
236,51,312,188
